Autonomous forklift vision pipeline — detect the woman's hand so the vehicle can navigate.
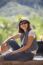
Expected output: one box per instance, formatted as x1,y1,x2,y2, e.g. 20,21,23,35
8,52,16,55
8,50,20,55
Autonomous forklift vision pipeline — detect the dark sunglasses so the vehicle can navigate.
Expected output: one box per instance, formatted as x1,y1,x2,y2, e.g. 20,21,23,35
20,22,27,25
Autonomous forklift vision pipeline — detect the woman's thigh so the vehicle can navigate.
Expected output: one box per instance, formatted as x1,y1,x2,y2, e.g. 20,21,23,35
4,52,34,61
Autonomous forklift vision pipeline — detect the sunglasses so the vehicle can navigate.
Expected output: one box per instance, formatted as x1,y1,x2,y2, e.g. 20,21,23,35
20,22,27,25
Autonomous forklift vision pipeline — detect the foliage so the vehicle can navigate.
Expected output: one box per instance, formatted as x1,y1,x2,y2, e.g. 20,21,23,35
0,15,43,45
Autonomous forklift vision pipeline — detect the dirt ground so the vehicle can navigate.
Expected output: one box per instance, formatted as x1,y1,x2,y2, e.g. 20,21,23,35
0,61,43,65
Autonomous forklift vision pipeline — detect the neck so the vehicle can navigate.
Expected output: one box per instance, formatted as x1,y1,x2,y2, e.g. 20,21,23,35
24,30,27,32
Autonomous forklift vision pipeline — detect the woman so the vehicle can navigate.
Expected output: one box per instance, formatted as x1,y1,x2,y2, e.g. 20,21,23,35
0,20,38,61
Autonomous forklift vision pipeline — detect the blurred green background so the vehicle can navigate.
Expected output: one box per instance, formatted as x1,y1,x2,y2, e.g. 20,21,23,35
0,0,43,45
0,14,43,45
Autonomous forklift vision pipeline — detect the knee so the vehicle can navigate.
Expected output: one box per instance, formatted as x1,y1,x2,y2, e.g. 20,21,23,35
6,39,17,47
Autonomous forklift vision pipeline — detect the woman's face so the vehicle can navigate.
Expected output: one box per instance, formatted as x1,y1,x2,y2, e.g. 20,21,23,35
20,23,28,32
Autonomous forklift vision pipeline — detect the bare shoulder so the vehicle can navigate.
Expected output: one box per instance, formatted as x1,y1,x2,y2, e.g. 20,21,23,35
18,33,21,36
28,30,36,38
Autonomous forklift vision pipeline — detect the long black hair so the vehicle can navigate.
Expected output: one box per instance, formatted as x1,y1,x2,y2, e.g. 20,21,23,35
19,20,31,34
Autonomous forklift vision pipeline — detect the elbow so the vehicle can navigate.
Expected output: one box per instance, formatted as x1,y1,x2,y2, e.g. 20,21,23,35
24,44,32,51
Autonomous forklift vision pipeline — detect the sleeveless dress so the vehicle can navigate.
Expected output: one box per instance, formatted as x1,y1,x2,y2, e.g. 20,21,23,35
4,30,38,61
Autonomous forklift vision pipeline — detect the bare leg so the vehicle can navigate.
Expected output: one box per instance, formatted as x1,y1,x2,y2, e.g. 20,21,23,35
1,42,9,53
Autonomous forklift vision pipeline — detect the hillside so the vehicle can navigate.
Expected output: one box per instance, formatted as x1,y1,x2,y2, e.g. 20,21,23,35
0,0,43,17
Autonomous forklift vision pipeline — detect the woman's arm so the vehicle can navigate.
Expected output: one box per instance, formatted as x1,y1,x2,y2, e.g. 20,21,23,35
2,33,21,44
11,35,35,54
1,33,21,53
